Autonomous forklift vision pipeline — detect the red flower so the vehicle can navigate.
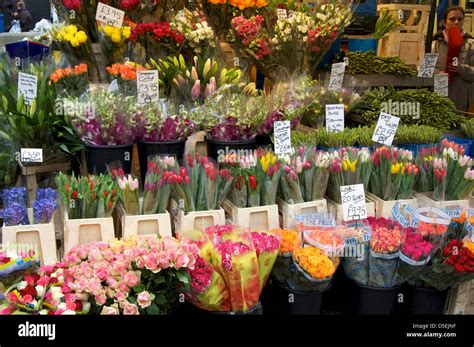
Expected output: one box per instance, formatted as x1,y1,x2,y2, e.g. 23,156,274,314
23,285,37,297
71,191,78,199
248,175,257,190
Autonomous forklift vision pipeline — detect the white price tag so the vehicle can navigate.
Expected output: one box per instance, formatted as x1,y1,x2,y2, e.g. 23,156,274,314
398,10,404,20
137,70,159,105
418,53,439,78
328,62,345,91
434,73,449,97
18,72,37,106
95,3,125,28
372,112,400,146
20,148,43,163
274,121,291,155
340,184,367,222
277,9,288,20
343,57,349,67
325,104,345,132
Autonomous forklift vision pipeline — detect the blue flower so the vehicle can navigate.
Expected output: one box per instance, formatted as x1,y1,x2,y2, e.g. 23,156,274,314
36,188,57,202
2,203,29,226
1,187,28,208
33,199,57,224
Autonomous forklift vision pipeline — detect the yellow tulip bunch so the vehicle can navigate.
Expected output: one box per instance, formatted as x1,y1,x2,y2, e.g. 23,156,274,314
99,25,131,45
342,159,358,173
260,152,277,173
53,25,88,48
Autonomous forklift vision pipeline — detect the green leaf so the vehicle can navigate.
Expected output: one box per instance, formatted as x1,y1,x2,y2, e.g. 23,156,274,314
59,144,70,154
154,276,166,285
146,303,160,315
177,271,190,284
132,284,146,293
155,294,166,305
128,296,137,305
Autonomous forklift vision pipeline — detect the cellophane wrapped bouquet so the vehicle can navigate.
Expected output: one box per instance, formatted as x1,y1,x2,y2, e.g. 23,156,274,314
179,225,280,313
141,156,175,214
326,147,372,203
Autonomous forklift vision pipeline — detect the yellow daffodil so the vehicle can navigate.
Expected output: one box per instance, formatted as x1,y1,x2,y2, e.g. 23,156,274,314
349,159,357,173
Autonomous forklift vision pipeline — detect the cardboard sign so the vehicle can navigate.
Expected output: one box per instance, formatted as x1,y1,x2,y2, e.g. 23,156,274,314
372,112,400,146
328,62,345,91
137,70,159,105
274,121,292,155
326,104,345,132
20,148,43,163
18,72,37,106
340,184,367,222
418,53,439,78
434,73,449,97
96,3,125,27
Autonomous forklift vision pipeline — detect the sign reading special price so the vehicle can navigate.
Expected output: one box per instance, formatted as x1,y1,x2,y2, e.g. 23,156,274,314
340,184,367,222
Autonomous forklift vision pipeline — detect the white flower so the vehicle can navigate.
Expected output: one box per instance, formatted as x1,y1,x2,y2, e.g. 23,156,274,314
39,309,48,315
58,302,67,311
35,285,45,297
17,281,28,290
82,302,91,313
62,310,77,315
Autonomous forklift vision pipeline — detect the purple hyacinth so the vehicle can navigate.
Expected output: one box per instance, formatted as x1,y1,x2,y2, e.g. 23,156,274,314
33,199,57,224
36,188,57,202
2,203,29,226
2,187,28,208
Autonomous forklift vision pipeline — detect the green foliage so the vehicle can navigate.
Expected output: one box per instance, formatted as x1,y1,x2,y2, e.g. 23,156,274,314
338,51,416,77
396,125,442,144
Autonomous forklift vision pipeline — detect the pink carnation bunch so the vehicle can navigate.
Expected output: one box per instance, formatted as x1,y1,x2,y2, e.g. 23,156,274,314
251,231,280,256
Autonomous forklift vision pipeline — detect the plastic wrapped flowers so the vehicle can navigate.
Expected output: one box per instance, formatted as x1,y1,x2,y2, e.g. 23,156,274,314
179,225,280,313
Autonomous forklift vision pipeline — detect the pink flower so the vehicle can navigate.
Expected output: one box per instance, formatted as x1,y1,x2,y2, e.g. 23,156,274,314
37,275,50,287
124,271,140,287
88,278,102,295
95,267,109,281
123,302,139,315
144,255,159,272
101,305,119,315
159,254,170,269
7,291,18,304
23,295,33,304
95,292,107,305
191,80,201,101
137,291,152,308
175,253,190,269
115,290,128,301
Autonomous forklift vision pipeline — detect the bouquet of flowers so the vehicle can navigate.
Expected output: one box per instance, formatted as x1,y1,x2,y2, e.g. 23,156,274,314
117,174,140,215
48,235,200,315
141,158,173,214
117,0,186,23
279,159,304,205
327,147,372,203
50,63,89,97
415,146,439,194
55,173,120,219
98,24,132,67
369,147,418,201
295,146,331,202
259,150,281,206
107,61,146,95
1,187,29,225
51,24,91,65
180,225,279,313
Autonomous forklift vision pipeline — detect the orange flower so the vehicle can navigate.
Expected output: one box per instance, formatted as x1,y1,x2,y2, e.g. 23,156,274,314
50,72,59,83
256,0,267,7
274,229,297,254
294,246,336,279
64,68,72,77
74,63,88,75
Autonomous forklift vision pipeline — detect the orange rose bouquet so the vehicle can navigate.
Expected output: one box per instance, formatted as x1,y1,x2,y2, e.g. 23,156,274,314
106,61,146,95
50,63,89,97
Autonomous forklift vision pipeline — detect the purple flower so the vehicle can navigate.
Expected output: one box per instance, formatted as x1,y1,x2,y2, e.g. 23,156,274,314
33,199,57,224
36,188,57,202
209,117,254,141
2,188,28,208
2,203,29,226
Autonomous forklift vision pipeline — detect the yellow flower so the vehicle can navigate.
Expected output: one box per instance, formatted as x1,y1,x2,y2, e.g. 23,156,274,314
70,38,80,47
65,25,78,35
391,163,402,175
63,34,73,42
76,31,88,44
122,26,131,39
103,25,114,37
260,154,270,172
342,160,348,172
348,160,357,173
111,33,121,43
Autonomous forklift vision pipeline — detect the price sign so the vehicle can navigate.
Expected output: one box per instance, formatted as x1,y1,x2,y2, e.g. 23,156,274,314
277,9,288,20
137,70,159,105
325,104,345,132
18,72,37,106
434,73,449,97
288,10,295,18
372,112,400,146
398,10,404,20
295,213,336,227
340,184,367,222
274,121,291,155
328,62,345,91
418,53,439,78
95,3,125,27
20,148,43,163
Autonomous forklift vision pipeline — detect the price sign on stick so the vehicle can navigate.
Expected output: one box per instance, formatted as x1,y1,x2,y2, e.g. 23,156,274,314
277,9,288,20
326,104,345,132
418,53,439,78
328,62,345,91
20,148,43,163
274,121,291,155
434,73,449,97
18,72,37,106
372,112,400,146
137,70,159,105
96,3,125,27
340,184,367,222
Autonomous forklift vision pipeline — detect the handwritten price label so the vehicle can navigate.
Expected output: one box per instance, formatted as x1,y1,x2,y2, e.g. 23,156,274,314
20,148,43,163
274,121,291,155
434,73,449,97
418,53,439,78
18,72,37,106
372,112,400,146
326,104,344,132
295,213,336,227
137,70,159,105
277,9,288,20
340,184,367,222
328,62,345,91
95,3,125,27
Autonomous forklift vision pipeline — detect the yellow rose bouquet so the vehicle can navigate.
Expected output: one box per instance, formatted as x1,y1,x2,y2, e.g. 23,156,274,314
98,24,132,67
51,24,92,66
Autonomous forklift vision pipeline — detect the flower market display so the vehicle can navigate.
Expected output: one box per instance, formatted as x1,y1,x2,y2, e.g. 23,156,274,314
0,0,473,321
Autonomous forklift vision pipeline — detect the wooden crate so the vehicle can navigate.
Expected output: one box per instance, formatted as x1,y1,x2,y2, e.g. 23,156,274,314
277,198,328,229
365,192,418,218
175,209,226,234
414,192,470,211
118,203,172,238
327,198,376,222
63,212,115,255
377,4,431,34
2,209,57,265
222,200,280,232
185,131,207,157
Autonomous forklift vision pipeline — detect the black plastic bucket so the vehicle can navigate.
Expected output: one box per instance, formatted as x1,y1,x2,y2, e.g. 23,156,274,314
271,282,329,315
206,137,257,161
137,140,185,181
407,285,448,315
255,134,274,151
84,143,134,175
356,283,402,315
